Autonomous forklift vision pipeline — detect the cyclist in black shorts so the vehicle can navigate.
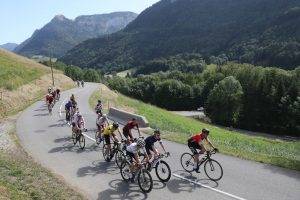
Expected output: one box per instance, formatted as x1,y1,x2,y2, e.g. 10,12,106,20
144,129,168,163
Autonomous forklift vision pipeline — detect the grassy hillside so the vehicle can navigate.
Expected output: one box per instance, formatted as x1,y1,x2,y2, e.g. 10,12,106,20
0,49,50,90
0,49,75,117
90,84,300,171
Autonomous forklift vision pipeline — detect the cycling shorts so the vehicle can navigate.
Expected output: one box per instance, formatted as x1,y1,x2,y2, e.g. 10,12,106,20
188,139,201,155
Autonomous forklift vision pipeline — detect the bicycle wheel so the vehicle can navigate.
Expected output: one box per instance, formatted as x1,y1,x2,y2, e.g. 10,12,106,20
120,161,131,181
115,150,126,168
72,132,77,145
204,159,223,181
95,131,102,145
79,134,85,149
102,144,111,161
137,170,153,193
155,160,171,182
180,152,195,172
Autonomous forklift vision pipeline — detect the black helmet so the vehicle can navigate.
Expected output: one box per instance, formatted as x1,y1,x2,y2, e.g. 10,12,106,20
154,128,160,135
98,100,101,103
113,122,119,129
202,128,210,135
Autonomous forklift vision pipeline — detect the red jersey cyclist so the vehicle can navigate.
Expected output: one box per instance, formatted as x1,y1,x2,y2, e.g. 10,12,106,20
188,128,218,173
123,118,141,143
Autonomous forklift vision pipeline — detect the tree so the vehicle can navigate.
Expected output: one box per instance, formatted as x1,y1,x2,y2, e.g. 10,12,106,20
205,76,244,126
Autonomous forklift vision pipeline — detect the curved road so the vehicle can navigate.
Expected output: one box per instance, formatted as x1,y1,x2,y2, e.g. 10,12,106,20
16,83,300,200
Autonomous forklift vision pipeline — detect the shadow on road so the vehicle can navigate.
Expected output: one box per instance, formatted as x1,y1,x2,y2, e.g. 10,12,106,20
98,179,148,200
33,113,49,117
77,160,119,177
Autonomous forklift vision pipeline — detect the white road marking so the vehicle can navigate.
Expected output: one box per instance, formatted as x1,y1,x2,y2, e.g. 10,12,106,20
173,173,247,200
82,132,96,142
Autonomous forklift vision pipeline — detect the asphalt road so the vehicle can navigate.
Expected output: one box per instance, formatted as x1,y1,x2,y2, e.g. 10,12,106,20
16,83,300,200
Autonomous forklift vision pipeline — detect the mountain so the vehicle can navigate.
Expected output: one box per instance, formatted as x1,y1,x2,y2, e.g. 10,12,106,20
14,12,137,57
0,43,18,51
59,0,300,71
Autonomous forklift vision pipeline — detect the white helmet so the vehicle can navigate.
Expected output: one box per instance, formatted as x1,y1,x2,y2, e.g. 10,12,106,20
102,114,107,119
136,138,145,146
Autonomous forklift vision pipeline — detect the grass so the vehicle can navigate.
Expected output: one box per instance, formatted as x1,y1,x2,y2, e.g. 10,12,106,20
0,49,50,90
0,153,85,200
90,84,300,171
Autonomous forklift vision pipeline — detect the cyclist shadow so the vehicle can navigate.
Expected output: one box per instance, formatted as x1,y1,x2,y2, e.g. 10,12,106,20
33,113,49,117
166,170,219,193
77,160,120,177
97,179,148,200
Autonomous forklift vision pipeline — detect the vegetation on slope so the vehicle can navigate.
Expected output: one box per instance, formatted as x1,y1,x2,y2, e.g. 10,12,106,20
90,84,300,171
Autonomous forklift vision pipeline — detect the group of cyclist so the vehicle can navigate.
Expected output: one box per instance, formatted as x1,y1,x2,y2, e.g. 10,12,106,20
62,94,218,183
77,80,85,88
45,87,61,113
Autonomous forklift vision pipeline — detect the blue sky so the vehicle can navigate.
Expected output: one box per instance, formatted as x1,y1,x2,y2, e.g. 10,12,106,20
0,0,160,45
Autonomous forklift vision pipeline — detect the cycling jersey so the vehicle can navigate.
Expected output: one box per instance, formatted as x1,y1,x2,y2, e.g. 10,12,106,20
189,132,208,143
123,121,139,131
145,135,161,148
72,114,85,129
103,125,120,135
96,116,107,126
65,102,72,111
46,95,54,103
127,143,139,154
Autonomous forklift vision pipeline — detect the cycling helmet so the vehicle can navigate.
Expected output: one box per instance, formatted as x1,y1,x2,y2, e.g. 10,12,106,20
77,112,82,117
202,128,210,135
154,128,160,135
98,100,101,103
112,122,119,129
102,114,107,119
137,138,145,146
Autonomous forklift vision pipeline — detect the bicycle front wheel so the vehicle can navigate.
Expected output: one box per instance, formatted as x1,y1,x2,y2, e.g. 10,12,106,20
102,144,111,161
79,134,85,149
115,150,125,168
155,160,171,182
72,132,77,145
120,161,131,181
180,153,194,172
138,170,153,193
204,159,223,181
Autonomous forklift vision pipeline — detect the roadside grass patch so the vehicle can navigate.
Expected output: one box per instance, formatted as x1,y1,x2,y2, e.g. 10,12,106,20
0,153,85,200
0,49,50,90
90,84,300,171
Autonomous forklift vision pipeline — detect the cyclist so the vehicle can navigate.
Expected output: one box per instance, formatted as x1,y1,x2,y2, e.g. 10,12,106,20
145,129,168,166
95,100,103,115
77,80,80,87
70,94,75,101
81,80,84,87
188,128,218,173
126,138,149,182
65,100,73,123
46,93,54,112
56,88,61,100
72,112,86,136
96,114,109,136
103,122,123,159
123,118,141,143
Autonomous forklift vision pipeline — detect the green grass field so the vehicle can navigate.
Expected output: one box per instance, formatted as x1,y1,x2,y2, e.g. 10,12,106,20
0,49,49,90
90,84,300,171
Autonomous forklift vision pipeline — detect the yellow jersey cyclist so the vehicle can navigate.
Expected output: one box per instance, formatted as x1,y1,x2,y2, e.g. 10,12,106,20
103,122,124,158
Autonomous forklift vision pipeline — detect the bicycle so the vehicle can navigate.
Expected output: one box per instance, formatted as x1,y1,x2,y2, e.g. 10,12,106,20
102,141,124,166
72,129,86,149
146,152,171,182
120,159,153,193
180,149,223,181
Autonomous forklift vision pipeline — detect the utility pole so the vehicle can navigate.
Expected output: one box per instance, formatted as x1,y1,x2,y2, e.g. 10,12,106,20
50,53,54,87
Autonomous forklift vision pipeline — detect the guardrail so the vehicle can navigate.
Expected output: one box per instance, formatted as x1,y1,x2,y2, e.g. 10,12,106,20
108,107,149,128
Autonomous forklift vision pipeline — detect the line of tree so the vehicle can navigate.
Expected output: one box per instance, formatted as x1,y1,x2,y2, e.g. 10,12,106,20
40,60,103,83
107,62,300,136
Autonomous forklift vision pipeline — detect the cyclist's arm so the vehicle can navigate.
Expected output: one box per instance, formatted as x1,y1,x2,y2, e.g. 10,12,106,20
118,130,123,140
207,138,215,149
136,124,141,137
159,141,167,153
142,147,150,162
151,144,159,156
